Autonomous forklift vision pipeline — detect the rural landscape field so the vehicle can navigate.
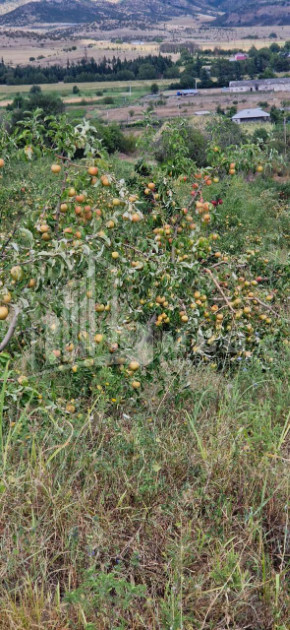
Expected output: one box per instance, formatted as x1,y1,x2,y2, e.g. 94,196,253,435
0,1,289,629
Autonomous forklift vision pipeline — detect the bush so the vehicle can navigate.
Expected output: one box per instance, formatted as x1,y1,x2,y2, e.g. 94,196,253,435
102,96,115,105
186,126,208,165
272,126,290,154
30,85,42,94
8,92,64,130
98,122,132,154
207,116,246,149
151,83,159,94
154,119,208,171
119,132,137,154
270,106,284,124
252,128,269,146
216,105,237,118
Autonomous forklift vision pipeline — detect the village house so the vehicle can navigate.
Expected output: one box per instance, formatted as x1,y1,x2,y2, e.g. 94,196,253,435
229,52,248,62
232,108,271,124
229,78,290,93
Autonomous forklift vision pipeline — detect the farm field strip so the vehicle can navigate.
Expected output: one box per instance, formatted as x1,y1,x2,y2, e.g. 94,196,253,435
0,79,173,102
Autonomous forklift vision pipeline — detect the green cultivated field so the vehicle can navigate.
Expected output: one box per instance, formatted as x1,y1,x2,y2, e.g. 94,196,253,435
0,79,172,104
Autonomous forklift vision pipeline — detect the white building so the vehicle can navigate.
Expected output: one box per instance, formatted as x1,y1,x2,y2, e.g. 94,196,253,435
229,78,290,93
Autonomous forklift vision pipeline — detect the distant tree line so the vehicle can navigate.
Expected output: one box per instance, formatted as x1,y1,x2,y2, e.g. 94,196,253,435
0,42,289,89
0,55,174,85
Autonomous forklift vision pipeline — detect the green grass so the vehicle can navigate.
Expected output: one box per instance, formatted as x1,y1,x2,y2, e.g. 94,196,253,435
0,79,172,103
66,107,88,121
0,359,289,629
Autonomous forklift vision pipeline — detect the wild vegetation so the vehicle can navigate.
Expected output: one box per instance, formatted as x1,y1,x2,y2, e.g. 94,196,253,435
0,41,289,86
0,104,289,629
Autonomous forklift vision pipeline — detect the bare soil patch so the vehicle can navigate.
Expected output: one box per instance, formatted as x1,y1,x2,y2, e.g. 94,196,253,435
94,88,286,125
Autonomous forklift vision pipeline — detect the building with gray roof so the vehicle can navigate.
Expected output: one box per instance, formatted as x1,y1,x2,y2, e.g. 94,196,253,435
232,108,271,124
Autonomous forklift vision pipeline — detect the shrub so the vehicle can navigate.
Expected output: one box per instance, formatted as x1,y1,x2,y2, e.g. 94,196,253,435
29,85,42,94
99,122,131,153
154,118,207,172
8,93,64,130
102,96,115,105
207,115,246,149
119,132,136,154
151,83,159,94
252,128,269,146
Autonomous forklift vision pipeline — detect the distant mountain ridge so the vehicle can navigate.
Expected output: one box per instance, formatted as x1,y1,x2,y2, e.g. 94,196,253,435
0,0,109,24
210,0,290,26
0,0,289,27
0,0,214,26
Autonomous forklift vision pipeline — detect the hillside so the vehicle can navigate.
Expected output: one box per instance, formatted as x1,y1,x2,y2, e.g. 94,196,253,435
0,0,116,25
0,0,289,27
0,0,216,26
212,0,290,26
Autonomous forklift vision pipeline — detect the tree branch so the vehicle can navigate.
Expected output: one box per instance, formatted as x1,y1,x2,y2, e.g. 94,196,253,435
0,305,20,352
55,170,69,237
205,267,235,314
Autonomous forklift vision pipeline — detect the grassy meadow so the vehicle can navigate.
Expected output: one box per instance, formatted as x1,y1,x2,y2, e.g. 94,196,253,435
0,80,173,104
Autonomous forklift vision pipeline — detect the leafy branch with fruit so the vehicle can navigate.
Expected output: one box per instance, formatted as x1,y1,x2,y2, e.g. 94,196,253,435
0,111,289,630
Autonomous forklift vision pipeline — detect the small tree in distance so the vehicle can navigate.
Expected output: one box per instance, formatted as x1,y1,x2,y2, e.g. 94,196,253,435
30,85,42,95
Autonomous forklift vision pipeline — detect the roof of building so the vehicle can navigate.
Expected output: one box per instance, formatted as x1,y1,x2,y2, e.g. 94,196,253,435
232,108,271,120
230,78,290,87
